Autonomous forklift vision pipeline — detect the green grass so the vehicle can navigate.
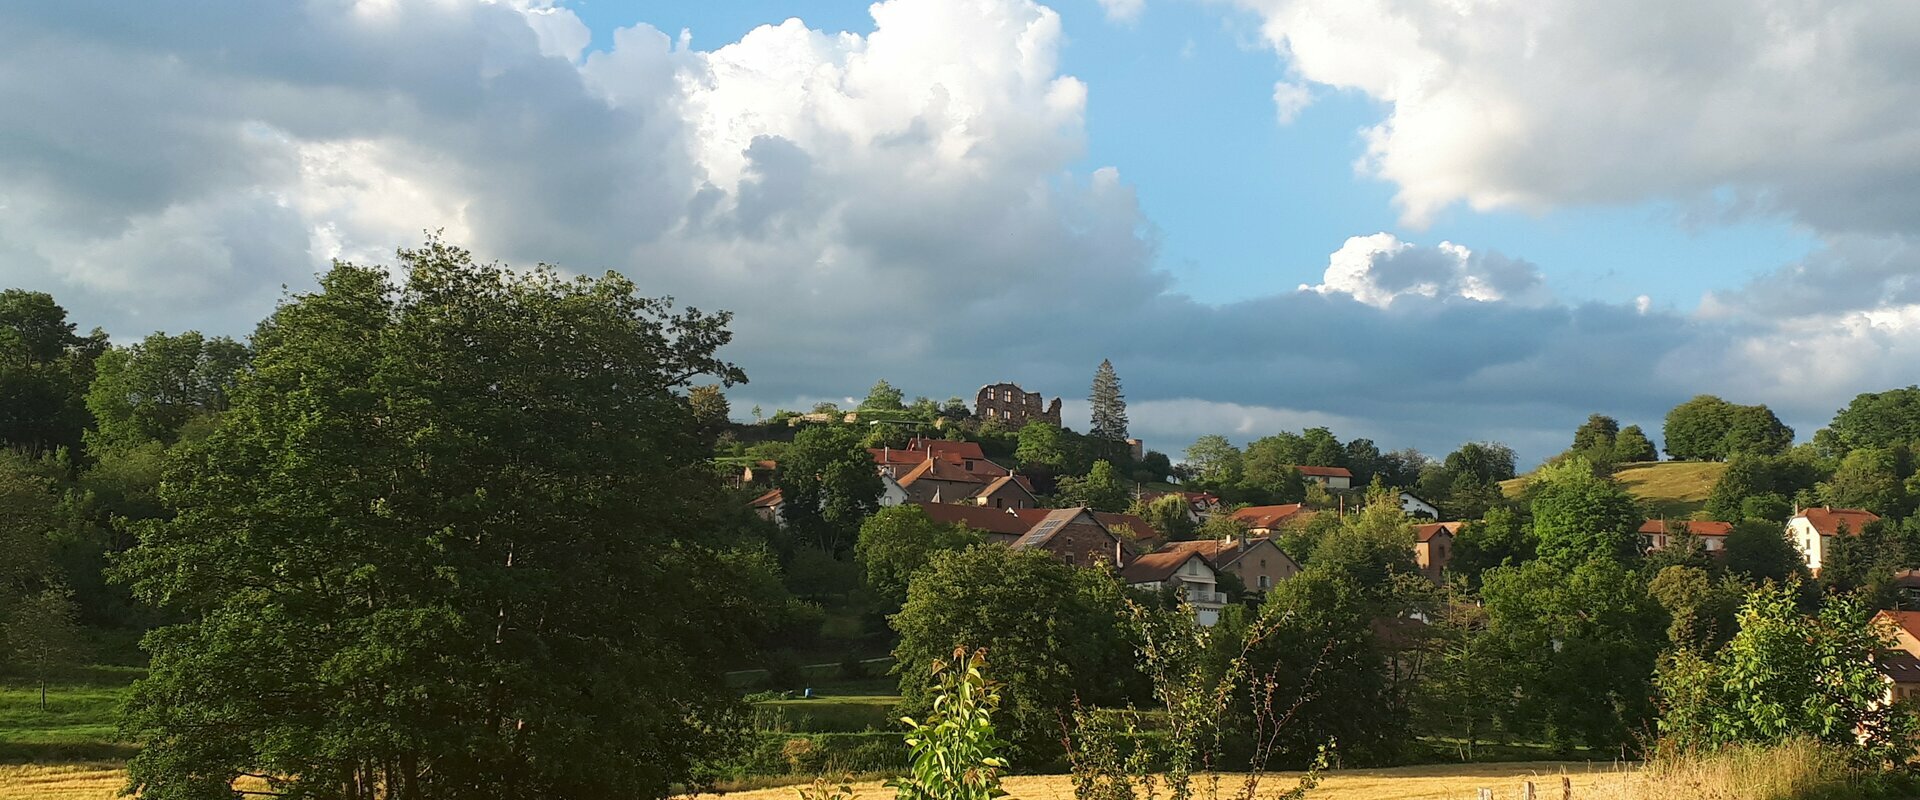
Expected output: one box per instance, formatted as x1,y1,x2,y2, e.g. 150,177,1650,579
1501,460,1727,519
1613,461,1727,519
756,694,902,733
0,666,140,762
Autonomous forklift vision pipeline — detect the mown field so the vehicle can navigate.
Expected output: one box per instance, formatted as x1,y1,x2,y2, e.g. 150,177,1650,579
0,761,1623,800
1502,460,1726,519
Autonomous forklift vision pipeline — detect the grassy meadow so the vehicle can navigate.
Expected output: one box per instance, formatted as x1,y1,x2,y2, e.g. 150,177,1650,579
1502,460,1726,519
0,667,138,763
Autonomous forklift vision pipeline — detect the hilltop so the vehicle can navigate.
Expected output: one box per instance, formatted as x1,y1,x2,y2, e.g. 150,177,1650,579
1501,460,1727,519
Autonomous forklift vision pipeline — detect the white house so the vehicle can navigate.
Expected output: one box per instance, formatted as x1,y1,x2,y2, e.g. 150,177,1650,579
1787,507,1881,573
1399,492,1440,519
1295,465,1353,490
1122,550,1228,626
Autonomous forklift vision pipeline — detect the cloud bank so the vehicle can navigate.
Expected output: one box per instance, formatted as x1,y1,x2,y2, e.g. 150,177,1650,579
2,0,1917,464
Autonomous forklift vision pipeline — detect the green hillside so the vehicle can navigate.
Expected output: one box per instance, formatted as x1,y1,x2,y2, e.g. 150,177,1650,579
1501,460,1727,519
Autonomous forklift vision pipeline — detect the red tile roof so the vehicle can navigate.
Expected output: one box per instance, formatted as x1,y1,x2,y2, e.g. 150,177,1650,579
1637,520,1734,536
911,502,1030,537
1093,511,1160,542
1229,504,1311,529
871,443,1010,480
897,458,997,487
1414,522,1464,543
1294,465,1354,479
910,438,987,461
1798,507,1880,536
1121,549,1208,584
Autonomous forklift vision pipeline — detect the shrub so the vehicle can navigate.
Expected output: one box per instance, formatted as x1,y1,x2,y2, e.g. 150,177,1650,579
886,648,1010,800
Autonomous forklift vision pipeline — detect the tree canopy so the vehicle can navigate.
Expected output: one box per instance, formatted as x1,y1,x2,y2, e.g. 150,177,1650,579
115,240,766,800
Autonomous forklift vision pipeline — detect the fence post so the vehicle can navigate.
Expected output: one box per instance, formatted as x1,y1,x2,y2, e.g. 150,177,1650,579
1478,790,1492,800
1561,775,1571,799
1523,780,1536,800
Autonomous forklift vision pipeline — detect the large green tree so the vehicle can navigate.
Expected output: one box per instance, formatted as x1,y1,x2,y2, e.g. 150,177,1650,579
854,505,981,611
1183,434,1242,482
115,241,766,800
1664,395,1737,460
1826,387,1920,453
1664,395,1793,460
1481,558,1663,751
1088,359,1128,443
1056,459,1129,512
1612,425,1658,464
1529,458,1642,567
1722,404,1794,458
1014,421,1067,470
778,425,884,553
85,331,250,451
1449,505,1533,584
1572,414,1620,453
1721,521,1807,585
892,546,1137,759
862,379,905,411
0,290,107,455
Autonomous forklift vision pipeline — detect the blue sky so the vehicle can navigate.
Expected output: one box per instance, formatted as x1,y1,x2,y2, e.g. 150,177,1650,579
3,0,1918,466
571,0,1819,310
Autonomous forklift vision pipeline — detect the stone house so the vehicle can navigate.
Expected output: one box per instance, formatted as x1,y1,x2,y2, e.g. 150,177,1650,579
1413,522,1462,581
1157,536,1298,592
974,382,1062,427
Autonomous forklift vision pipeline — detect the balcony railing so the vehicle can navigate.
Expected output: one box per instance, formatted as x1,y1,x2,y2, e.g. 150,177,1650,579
1180,587,1227,606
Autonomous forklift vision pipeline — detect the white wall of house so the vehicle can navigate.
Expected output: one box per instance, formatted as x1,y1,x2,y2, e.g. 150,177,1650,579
1399,493,1440,518
1787,516,1825,570
879,474,908,507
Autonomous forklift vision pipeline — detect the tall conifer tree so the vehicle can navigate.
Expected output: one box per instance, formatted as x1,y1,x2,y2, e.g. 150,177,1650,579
1089,358,1128,443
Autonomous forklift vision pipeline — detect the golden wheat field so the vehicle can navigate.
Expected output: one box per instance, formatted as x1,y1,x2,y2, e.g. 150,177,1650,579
0,761,1621,800
694,762,1631,800
0,746,1849,800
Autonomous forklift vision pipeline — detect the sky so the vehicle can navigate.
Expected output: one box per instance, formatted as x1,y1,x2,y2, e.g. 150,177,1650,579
4,0,1920,466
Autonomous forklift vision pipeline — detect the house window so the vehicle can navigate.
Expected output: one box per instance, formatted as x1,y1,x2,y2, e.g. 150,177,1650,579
1259,575,1271,589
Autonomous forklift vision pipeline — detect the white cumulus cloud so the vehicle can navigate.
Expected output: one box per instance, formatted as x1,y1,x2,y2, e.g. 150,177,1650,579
1300,233,1548,308
1232,0,1920,233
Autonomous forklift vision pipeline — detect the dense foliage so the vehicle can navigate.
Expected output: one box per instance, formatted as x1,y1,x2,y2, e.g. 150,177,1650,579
115,241,771,800
1658,584,1919,766
891,546,1138,760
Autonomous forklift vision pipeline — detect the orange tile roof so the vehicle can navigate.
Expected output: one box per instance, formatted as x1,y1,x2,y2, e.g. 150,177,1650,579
1294,465,1353,479
1229,504,1310,529
749,488,783,508
1121,549,1208,584
1637,519,1734,536
1798,507,1880,536
1413,522,1464,543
